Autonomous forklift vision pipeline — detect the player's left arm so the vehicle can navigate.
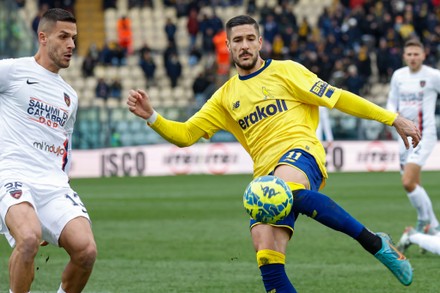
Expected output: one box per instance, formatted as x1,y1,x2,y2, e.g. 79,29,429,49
334,90,421,148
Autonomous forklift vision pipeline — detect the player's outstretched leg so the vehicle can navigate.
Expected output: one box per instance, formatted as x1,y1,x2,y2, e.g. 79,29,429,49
374,233,413,286
291,188,413,286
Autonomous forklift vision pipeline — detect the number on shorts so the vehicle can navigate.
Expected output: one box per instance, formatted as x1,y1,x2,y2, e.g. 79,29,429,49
65,192,88,213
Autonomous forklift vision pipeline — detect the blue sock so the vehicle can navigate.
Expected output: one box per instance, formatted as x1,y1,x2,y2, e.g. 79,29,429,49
293,189,364,238
260,264,297,293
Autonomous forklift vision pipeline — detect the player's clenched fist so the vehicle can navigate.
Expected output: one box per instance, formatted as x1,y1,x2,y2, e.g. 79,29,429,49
127,89,154,120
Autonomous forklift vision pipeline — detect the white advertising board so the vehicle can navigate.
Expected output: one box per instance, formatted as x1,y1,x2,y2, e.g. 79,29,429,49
69,141,440,178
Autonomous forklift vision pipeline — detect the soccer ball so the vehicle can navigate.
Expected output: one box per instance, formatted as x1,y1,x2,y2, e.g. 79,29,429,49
243,175,293,224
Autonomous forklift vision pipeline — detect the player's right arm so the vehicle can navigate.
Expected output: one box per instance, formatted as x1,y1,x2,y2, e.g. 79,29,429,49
127,89,206,147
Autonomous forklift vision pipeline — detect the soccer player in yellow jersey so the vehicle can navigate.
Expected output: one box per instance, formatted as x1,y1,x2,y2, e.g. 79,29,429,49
127,15,421,292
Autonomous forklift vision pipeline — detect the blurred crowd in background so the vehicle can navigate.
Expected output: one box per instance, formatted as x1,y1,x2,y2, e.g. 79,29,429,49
1,0,440,148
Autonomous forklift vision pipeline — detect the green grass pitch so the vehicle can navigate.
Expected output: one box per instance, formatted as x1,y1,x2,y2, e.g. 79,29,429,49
1,171,439,292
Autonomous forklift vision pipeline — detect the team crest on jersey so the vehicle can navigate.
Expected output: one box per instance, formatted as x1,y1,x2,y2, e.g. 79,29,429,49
420,80,426,88
262,87,275,100
64,92,71,106
9,189,22,199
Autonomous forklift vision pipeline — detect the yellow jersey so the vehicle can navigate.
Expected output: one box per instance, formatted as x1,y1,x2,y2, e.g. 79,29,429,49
188,59,342,178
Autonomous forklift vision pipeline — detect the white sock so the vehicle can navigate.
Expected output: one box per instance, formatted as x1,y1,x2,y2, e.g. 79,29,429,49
409,233,440,255
413,185,439,228
57,284,66,293
407,185,430,222
421,187,440,228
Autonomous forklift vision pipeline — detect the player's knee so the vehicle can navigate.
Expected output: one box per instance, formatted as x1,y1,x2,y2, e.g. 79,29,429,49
401,178,416,192
74,242,97,270
15,232,40,261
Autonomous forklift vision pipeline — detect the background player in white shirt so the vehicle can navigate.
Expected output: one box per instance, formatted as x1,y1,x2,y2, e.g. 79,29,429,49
316,106,334,145
0,9,97,293
386,39,440,247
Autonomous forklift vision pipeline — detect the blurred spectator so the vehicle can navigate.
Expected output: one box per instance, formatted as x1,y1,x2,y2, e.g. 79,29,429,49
95,78,111,102
192,72,211,110
99,41,115,65
259,4,272,25
190,68,216,116
199,14,215,53
139,50,156,86
186,8,199,48
101,41,126,66
87,43,100,62
164,17,177,43
15,0,25,7
117,16,132,54
345,65,364,95
81,52,97,78
247,0,256,14
262,14,278,45
355,44,372,82
110,78,122,101
212,28,230,86
128,0,153,8
32,4,49,37
329,60,346,88
163,41,178,67
165,53,182,88
103,0,116,9
271,34,284,59
298,17,311,42
318,7,333,38
175,0,188,18
376,38,393,83
138,42,152,58
188,45,202,67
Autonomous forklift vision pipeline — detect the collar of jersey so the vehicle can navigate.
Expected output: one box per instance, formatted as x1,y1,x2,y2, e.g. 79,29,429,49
238,59,272,80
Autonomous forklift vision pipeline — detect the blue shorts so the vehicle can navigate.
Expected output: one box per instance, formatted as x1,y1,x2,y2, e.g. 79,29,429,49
249,149,324,234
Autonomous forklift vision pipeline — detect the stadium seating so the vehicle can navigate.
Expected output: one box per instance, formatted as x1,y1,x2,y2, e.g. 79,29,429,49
15,0,440,149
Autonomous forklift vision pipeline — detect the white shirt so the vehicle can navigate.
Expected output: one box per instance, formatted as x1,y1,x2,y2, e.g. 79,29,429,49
0,57,78,187
387,65,440,140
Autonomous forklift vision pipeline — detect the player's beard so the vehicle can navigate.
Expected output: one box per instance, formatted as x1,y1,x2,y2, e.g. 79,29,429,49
234,51,258,71
48,47,70,70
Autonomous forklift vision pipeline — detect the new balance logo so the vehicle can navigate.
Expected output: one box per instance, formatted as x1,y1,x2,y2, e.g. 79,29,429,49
26,79,38,84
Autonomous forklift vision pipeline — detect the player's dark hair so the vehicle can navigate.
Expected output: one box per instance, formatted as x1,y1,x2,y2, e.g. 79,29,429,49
226,15,260,38
38,8,76,33
404,38,424,50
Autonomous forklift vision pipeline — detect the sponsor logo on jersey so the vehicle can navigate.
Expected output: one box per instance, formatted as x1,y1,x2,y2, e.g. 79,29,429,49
64,92,71,106
27,97,69,128
33,141,66,156
238,99,288,129
310,80,335,98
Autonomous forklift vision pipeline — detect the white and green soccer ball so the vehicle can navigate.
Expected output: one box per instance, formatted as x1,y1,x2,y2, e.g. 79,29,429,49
243,175,293,224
